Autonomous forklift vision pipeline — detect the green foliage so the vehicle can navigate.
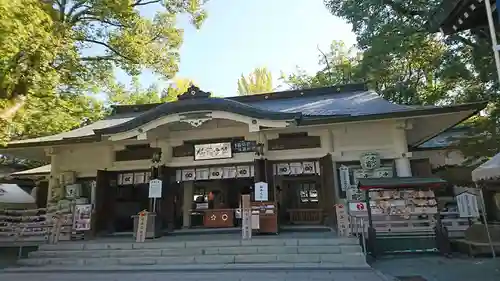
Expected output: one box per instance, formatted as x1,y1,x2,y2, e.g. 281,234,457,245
106,76,195,105
161,77,196,102
0,0,207,144
281,40,362,89
314,0,498,160
10,94,105,140
237,67,273,95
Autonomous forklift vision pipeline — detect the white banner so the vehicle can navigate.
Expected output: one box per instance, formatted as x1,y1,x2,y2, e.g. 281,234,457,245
339,165,350,191
254,181,269,201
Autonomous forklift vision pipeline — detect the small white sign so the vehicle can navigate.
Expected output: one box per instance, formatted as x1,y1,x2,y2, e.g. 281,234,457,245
148,179,163,198
254,181,269,201
456,192,480,218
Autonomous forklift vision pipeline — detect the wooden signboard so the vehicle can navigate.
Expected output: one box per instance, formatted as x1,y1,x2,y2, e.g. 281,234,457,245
456,192,480,218
48,214,63,244
241,194,252,240
136,210,149,243
335,204,351,237
72,204,92,231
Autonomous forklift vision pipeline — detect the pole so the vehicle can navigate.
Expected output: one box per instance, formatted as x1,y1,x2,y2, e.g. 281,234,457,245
478,185,496,259
484,0,500,83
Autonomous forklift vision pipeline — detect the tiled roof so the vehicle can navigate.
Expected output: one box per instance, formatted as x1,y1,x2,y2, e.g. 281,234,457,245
2,84,486,147
245,90,413,116
8,115,134,145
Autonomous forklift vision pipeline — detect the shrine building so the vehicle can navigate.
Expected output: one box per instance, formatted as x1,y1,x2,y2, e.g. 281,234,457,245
0,83,487,235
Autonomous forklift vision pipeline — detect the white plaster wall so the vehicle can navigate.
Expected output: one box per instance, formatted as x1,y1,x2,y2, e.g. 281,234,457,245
331,120,406,161
57,144,112,177
52,119,409,175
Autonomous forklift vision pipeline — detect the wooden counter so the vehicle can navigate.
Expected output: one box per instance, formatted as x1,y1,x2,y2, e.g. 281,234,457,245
203,209,234,228
251,202,278,234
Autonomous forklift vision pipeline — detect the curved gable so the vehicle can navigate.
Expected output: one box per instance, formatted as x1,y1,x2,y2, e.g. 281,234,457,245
95,86,301,136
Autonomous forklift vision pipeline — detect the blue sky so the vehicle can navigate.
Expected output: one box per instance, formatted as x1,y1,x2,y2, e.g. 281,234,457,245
117,0,356,97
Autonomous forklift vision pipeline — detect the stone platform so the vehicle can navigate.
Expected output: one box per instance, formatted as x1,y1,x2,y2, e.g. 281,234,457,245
5,233,369,272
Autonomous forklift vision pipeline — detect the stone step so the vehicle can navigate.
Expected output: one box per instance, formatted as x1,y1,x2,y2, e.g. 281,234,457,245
37,237,358,252
29,244,362,258
18,252,367,267
4,262,372,273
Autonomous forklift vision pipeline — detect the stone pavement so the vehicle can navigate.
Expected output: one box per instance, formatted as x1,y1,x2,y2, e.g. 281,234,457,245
372,255,500,281
0,270,391,281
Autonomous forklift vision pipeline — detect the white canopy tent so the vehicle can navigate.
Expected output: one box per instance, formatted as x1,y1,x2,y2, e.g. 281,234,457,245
471,153,500,258
0,183,36,204
472,153,500,182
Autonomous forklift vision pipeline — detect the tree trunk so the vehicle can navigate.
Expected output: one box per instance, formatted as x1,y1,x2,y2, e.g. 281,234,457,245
0,95,26,120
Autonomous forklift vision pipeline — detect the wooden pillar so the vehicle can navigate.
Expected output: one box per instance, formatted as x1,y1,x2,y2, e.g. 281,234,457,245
46,149,61,204
320,153,336,227
160,165,176,231
93,170,106,236
182,181,193,228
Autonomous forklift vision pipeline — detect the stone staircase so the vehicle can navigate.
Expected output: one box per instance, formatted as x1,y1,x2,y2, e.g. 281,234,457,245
12,236,369,271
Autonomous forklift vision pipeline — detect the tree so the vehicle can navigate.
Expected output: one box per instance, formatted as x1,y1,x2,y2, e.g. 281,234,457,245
323,0,499,159
0,0,62,120
106,76,195,105
161,77,196,101
0,0,207,143
237,67,273,95
8,94,105,141
281,40,362,89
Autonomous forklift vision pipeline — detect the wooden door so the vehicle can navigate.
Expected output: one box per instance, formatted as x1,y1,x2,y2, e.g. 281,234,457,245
35,181,48,208
95,170,116,235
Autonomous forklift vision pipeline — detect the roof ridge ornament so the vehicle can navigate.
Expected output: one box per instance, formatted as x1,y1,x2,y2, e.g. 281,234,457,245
178,85,211,100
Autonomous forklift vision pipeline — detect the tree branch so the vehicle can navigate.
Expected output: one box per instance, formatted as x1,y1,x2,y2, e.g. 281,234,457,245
66,0,89,20
70,7,93,24
79,16,126,27
80,55,115,61
81,39,137,63
317,45,334,84
132,0,161,6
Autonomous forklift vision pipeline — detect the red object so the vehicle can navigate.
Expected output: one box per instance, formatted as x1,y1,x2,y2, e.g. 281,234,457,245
356,203,365,211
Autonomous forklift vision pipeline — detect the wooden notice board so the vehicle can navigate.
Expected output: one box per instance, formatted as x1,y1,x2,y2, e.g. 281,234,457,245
241,194,252,240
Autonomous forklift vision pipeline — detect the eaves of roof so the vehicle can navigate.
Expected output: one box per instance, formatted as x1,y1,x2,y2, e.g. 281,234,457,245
97,98,302,135
297,101,487,126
